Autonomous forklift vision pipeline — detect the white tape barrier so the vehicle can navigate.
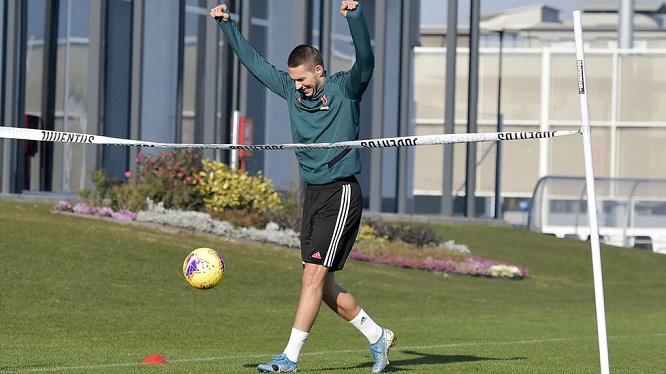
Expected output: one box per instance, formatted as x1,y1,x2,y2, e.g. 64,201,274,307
0,126,580,150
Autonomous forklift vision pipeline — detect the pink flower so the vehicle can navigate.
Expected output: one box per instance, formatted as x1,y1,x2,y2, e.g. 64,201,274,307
97,206,114,217
72,203,91,214
111,210,137,221
124,171,131,179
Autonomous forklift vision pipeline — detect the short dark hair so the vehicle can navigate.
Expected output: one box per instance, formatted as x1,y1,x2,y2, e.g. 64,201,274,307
288,44,324,70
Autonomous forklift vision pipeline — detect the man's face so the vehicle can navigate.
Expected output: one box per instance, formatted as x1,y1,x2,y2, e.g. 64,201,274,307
289,64,323,98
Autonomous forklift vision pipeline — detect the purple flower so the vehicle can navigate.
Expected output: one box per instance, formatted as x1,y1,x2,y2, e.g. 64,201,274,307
96,206,114,217
518,267,532,277
72,203,91,214
111,210,137,221
349,251,530,279
423,257,458,272
56,201,72,211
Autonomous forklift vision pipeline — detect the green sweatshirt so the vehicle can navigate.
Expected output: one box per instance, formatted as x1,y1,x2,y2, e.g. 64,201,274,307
216,4,374,185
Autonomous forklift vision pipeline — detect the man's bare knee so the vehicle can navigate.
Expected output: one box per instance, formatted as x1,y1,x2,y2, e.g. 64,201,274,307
302,264,328,291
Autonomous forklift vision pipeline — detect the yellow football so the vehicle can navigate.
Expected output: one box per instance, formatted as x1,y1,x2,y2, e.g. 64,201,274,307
182,247,225,289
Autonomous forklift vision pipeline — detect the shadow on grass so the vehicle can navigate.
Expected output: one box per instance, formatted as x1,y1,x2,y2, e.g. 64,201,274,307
244,350,526,372
344,350,526,372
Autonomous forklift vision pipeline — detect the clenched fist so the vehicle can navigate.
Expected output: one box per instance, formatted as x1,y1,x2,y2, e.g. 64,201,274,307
340,1,359,17
210,4,230,22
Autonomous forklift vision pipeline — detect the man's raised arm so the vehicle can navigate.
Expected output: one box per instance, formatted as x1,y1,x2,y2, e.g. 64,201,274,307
341,1,374,99
210,4,291,99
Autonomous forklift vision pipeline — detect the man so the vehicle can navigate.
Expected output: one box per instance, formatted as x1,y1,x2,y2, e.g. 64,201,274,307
210,2,395,373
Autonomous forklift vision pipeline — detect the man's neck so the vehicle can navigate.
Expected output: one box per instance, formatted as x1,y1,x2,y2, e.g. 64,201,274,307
314,71,327,94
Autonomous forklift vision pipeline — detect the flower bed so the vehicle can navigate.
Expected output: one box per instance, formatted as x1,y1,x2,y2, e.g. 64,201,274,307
55,200,530,279
57,201,137,221
349,252,529,279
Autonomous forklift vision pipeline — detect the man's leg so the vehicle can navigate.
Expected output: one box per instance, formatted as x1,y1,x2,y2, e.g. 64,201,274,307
257,264,328,373
322,272,381,341
322,272,396,373
322,272,359,319
283,265,332,361
293,263,329,331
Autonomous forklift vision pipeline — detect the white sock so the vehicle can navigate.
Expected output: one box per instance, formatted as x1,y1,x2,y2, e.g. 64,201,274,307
283,327,309,363
349,309,383,344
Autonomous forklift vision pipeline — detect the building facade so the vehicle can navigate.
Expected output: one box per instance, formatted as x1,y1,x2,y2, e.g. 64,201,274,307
413,3,666,218
0,0,420,214
2,1,665,219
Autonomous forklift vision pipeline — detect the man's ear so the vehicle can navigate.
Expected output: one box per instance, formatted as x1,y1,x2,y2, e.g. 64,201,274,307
315,64,324,77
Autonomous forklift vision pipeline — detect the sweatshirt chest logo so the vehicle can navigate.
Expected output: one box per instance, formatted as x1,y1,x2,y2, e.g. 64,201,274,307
296,94,330,110
319,95,330,111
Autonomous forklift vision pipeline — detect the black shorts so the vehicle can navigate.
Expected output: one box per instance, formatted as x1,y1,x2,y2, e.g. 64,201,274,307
301,176,363,272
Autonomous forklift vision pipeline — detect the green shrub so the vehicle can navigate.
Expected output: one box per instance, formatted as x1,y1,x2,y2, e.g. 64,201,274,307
262,184,303,231
79,169,119,207
81,149,203,212
366,220,440,248
195,159,283,214
127,149,203,211
108,182,152,212
263,209,301,231
356,223,388,243
209,208,269,229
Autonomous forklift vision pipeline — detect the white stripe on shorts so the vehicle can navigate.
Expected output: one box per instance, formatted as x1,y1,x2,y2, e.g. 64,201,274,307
325,184,351,267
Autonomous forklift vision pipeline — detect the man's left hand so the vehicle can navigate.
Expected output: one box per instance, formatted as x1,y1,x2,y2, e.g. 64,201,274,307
340,1,359,17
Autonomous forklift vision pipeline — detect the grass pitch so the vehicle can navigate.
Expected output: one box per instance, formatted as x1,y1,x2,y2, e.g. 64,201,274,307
1,201,665,373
